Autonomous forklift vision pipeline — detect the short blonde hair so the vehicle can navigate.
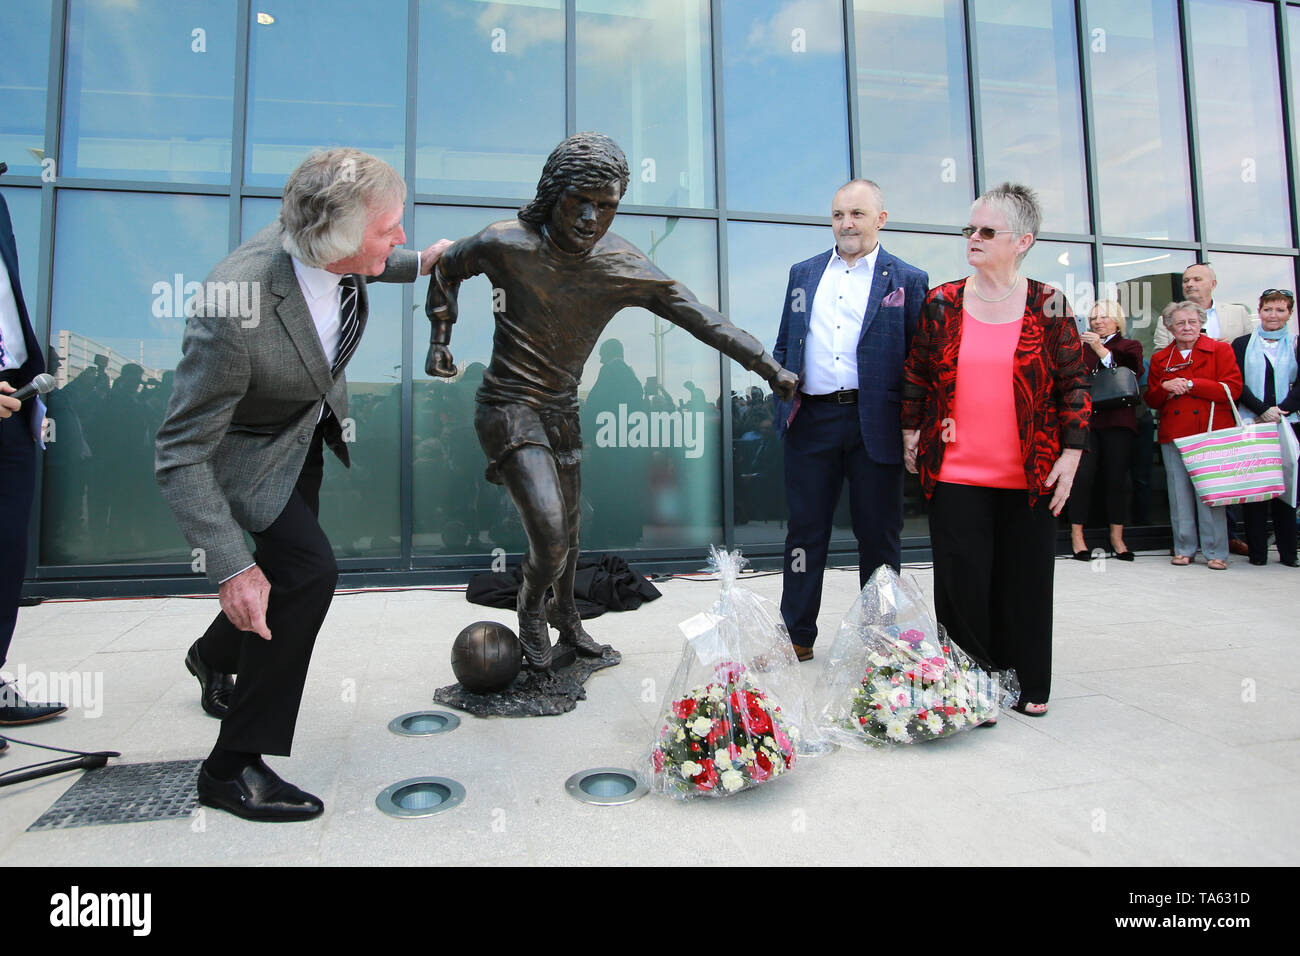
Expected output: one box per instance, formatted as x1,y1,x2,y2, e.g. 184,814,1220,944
1089,299,1127,335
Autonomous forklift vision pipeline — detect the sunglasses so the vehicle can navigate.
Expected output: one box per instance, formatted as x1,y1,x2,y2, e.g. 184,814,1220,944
1261,288,1295,300
961,225,1017,240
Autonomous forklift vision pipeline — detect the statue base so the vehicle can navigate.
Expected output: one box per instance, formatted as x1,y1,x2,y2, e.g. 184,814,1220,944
434,646,621,718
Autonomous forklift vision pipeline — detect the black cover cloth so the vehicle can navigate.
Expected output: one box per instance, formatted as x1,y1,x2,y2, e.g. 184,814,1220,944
466,554,661,618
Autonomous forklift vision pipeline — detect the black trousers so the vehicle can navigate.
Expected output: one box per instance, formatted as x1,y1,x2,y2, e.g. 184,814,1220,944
780,399,902,647
928,481,1056,704
1068,426,1134,527
1243,497,1298,564
0,412,36,667
199,426,337,756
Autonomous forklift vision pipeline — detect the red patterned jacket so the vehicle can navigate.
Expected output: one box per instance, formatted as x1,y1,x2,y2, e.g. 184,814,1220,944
901,278,1091,504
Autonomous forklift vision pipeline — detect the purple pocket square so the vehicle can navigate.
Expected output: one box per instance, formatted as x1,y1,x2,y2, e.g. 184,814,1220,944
881,287,905,308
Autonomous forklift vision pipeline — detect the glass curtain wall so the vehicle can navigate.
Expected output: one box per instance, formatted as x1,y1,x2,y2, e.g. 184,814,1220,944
5,0,1300,588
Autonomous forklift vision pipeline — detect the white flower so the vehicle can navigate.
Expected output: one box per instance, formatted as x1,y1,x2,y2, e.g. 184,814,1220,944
740,745,756,762
707,684,725,700
689,716,713,737
763,736,776,749
680,761,702,779
675,728,685,742
885,718,911,743
925,713,945,736
714,749,732,768
720,770,745,791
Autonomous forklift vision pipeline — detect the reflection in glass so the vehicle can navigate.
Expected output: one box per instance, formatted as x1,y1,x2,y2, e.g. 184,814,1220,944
412,206,723,555
1024,240,1095,331
721,0,848,215
1101,245,1194,358
416,0,564,199
1200,251,1295,323
242,199,404,559
1188,0,1292,247
973,0,1089,233
0,188,42,324
0,3,51,177
576,0,714,209
854,0,973,226
727,221,828,546
413,205,522,557
42,192,229,566
1085,0,1193,241
245,0,406,188
61,0,236,183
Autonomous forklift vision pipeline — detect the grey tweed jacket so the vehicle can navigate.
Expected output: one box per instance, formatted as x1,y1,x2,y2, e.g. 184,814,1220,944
155,223,419,585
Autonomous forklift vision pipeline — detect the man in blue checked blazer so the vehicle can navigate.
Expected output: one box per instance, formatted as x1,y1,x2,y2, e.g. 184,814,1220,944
772,179,928,661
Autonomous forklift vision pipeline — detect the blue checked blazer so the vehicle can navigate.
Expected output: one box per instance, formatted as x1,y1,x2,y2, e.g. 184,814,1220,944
772,244,928,465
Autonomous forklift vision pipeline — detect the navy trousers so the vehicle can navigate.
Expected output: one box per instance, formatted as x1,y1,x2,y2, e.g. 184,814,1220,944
780,399,902,647
0,413,36,668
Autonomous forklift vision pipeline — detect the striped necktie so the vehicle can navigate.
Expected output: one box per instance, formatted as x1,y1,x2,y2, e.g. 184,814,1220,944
333,275,361,376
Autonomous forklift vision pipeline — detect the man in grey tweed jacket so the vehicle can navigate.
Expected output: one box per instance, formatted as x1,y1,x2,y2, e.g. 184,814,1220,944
156,148,448,821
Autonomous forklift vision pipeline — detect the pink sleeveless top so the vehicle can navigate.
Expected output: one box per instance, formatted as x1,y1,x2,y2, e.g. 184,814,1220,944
936,311,1027,489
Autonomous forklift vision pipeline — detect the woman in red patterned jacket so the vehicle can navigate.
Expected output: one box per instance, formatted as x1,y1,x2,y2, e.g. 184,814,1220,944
901,183,1090,719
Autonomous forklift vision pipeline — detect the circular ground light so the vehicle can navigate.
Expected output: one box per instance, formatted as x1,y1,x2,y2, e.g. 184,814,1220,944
564,767,648,806
387,710,461,737
375,777,466,818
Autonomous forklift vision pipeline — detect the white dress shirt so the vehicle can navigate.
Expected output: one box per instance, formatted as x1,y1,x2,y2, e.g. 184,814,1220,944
291,256,347,367
1205,303,1220,341
802,244,879,395
0,263,29,372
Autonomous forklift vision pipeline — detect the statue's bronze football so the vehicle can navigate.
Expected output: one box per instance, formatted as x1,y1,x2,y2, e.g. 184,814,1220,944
451,621,523,693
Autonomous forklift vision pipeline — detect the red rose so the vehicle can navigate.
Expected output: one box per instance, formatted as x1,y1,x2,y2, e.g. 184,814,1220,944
706,720,732,745
692,758,718,790
672,698,696,719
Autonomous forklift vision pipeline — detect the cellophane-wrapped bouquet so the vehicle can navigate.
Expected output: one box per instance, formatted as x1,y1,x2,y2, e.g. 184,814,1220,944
813,566,1019,748
644,547,813,798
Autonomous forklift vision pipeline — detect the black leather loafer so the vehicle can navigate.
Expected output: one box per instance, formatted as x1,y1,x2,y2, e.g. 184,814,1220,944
197,759,324,822
0,680,68,725
185,641,236,719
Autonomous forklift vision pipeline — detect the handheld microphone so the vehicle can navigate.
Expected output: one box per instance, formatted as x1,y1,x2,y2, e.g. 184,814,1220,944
7,372,55,403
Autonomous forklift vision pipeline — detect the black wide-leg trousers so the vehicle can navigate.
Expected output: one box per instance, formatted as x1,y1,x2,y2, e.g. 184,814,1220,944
199,425,338,756
928,481,1057,704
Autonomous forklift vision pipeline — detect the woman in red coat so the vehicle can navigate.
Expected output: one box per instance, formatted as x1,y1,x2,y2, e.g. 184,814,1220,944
902,182,1090,718
1145,301,1243,569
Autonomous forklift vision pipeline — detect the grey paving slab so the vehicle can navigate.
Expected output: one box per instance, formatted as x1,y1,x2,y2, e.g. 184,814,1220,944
2,556,1298,866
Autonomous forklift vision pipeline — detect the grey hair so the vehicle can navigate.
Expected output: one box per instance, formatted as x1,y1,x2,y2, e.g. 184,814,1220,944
835,178,885,212
1163,299,1207,330
972,181,1042,265
280,148,406,267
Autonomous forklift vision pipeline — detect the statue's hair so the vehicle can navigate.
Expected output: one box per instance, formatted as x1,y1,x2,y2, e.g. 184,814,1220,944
519,132,630,226
280,148,405,267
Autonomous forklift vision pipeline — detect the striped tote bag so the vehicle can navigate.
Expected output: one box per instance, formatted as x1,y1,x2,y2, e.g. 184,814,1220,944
1173,383,1286,507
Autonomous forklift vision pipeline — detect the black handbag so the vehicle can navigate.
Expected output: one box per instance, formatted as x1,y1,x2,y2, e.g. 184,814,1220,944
1088,365,1141,411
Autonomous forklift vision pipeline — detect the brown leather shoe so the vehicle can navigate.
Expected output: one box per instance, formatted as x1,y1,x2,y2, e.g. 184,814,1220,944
1229,538,1250,556
792,643,814,662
